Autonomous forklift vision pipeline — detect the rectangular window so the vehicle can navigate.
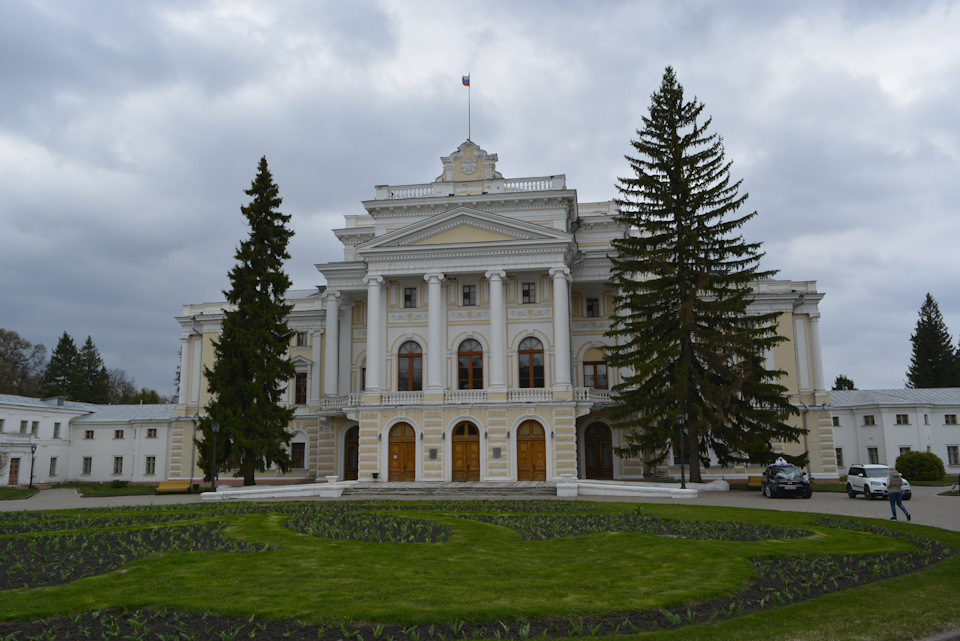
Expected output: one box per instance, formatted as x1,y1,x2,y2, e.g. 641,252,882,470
522,282,536,304
586,298,600,317
145,456,156,475
84,430,94,440
584,362,608,389
53,423,61,438
113,456,123,475
863,415,875,426
82,457,92,475
899,447,911,457
867,447,879,464
896,414,909,425
147,428,157,438
49,457,57,476
31,421,39,435
835,448,843,468
948,445,959,466
462,285,476,306
404,287,417,308
291,442,305,468
114,429,124,439
295,373,308,405
20,420,28,433
946,414,958,425
0,419,4,431
296,332,308,347
832,416,840,427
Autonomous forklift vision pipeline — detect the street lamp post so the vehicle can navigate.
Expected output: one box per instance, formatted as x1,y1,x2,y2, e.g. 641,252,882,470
677,413,686,490
211,422,220,492
29,442,37,489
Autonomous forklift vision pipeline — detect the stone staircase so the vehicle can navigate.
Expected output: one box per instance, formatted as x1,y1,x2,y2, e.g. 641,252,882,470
339,481,557,498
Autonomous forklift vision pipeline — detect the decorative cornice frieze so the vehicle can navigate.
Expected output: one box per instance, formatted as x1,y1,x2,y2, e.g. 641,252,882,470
508,308,552,319
449,310,491,321
389,312,428,323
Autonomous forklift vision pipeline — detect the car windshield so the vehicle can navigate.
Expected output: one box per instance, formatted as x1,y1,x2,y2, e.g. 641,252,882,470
865,468,889,478
773,465,803,480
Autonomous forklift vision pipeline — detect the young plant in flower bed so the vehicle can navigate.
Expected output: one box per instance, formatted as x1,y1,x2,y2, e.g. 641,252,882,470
0,523,269,591
466,511,808,541
284,503,449,543
0,512,198,535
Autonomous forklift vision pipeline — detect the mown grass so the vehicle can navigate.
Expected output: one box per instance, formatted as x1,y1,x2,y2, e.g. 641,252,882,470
52,482,158,496
0,487,37,500
1,500,959,641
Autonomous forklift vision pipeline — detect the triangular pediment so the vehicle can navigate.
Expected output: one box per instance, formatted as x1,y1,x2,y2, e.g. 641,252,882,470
358,207,572,252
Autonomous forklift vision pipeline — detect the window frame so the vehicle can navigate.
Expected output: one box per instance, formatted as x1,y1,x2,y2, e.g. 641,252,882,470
586,297,600,317
294,372,308,405
895,414,909,425
946,414,958,425
291,442,306,469
521,282,536,304
457,339,484,390
296,332,308,347
518,337,545,388
146,428,158,438
583,361,608,389
403,287,418,308
49,457,58,477
867,447,879,464
835,447,843,468
948,445,959,466
145,456,156,475
863,415,876,426
84,430,94,440
462,284,476,307
82,457,92,475
113,456,123,475
397,341,423,392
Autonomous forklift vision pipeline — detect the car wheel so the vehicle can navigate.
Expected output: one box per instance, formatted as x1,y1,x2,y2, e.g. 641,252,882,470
764,485,773,498
904,493,911,501
847,484,857,498
863,489,873,500
802,488,812,499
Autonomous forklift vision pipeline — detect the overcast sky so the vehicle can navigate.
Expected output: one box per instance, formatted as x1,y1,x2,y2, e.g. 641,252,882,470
1,0,958,396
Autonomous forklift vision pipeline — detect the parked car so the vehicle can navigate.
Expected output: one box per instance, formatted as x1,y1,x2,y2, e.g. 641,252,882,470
761,462,812,498
846,464,912,500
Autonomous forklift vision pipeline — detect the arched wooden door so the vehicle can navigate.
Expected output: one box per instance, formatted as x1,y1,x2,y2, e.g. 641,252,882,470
452,422,481,481
343,426,359,481
388,423,416,481
584,422,614,479
516,421,546,481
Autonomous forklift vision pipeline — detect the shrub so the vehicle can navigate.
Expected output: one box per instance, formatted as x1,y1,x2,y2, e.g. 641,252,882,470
109,479,129,489
894,451,945,482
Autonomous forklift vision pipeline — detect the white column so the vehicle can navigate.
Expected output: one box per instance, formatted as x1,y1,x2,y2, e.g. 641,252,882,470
809,312,826,393
550,266,572,389
486,270,507,392
311,329,322,402
364,275,384,391
424,273,446,392
323,289,340,397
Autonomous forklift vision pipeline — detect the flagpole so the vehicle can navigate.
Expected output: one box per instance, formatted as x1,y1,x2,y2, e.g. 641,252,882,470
467,72,471,141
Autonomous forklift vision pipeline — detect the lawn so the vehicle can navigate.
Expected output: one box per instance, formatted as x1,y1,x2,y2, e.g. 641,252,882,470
0,500,958,641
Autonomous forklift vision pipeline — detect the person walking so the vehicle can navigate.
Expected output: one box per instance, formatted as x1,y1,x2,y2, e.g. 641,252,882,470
887,468,911,521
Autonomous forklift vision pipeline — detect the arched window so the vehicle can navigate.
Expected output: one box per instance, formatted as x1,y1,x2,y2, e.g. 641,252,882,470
582,346,608,389
458,339,483,389
397,341,422,391
518,337,545,388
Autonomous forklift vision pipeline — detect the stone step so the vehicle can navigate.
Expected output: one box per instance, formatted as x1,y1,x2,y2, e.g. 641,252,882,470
340,481,557,498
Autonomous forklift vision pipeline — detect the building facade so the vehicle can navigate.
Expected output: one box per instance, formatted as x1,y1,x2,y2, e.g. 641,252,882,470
171,141,837,486
830,388,960,474
0,394,176,486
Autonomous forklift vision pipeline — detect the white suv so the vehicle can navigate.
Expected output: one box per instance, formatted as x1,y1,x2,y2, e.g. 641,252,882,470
846,464,912,500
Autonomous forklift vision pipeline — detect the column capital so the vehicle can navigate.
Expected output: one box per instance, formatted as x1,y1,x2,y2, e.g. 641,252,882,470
485,270,506,282
363,274,383,287
549,266,571,281
322,288,341,302
423,272,445,284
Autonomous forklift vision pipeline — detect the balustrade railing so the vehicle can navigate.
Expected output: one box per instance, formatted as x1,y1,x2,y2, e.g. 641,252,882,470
444,390,487,403
320,386,612,410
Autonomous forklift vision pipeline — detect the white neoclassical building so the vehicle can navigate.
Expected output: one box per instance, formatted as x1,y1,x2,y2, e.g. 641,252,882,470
169,141,838,486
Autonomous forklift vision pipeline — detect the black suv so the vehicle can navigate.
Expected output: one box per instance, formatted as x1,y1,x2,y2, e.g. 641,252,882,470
761,462,812,499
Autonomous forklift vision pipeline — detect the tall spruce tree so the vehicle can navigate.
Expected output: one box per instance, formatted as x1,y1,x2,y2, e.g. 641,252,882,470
198,157,296,486
605,67,802,482
78,336,111,403
833,374,856,390
39,332,81,399
906,293,960,388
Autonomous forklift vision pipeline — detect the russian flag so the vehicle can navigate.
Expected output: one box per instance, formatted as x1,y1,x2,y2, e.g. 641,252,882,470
462,75,470,86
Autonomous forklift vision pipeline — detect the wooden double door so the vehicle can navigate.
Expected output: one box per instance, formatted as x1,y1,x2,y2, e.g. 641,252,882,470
451,422,480,481
583,422,614,479
516,420,546,481
7,458,20,486
343,426,359,481
388,423,416,481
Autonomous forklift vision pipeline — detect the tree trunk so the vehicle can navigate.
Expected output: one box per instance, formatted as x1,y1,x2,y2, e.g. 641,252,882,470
687,428,702,483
